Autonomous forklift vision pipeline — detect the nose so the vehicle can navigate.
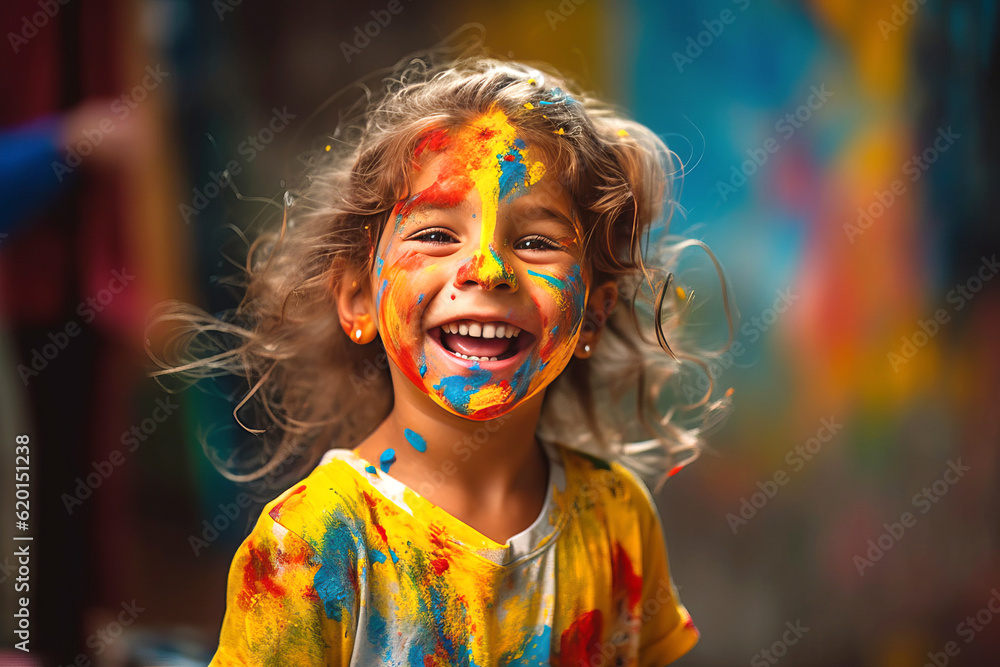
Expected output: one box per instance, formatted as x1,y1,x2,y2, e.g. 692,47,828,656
454,244,518,291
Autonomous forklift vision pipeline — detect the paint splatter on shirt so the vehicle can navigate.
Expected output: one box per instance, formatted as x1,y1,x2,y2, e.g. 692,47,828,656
209,439,698,666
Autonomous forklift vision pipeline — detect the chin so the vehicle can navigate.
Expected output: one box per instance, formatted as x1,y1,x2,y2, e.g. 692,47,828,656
430,390,531,422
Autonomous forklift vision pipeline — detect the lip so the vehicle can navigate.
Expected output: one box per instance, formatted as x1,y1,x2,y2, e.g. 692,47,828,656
426,325,537,371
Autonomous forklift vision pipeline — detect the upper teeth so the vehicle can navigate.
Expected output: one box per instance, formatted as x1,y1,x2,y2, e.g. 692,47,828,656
441,321,521,338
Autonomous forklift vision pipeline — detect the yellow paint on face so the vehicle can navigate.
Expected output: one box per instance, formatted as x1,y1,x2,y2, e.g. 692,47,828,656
449,109,547,291
373,108,589,420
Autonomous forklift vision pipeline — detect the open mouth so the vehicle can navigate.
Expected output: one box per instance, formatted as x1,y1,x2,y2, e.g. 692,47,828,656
428,320,535,363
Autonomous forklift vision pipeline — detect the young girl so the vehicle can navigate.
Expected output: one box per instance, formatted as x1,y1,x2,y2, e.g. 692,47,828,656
151,51,732,666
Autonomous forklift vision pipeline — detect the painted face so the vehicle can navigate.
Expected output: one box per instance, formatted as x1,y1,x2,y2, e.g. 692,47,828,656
372,108,590,420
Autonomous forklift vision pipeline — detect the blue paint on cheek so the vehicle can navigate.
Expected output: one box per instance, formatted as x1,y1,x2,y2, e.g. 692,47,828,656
417,293,424,304
527,268,588,318
313,520,360,622
394,205,411,234
527,269,563,290
570,272,586,312
509,356,541,402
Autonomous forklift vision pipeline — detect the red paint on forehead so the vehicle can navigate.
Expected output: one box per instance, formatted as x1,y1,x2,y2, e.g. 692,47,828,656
398,162,474,217
413,129,451,162
400,123,504,217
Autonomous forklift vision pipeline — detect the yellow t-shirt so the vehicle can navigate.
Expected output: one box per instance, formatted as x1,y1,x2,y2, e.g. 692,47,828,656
209,438,698,666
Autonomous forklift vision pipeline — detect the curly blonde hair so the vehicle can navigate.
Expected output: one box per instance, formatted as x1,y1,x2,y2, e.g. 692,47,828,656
147,45,735,492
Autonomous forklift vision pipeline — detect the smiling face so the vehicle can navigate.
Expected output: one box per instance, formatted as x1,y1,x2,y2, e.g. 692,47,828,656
370,108,590,420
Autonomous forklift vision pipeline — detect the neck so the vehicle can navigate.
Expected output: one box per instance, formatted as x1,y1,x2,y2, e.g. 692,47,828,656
360,370,548,501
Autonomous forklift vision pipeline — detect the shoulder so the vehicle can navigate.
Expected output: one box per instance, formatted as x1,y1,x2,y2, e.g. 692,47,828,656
260,454,372,546
554,443,658,517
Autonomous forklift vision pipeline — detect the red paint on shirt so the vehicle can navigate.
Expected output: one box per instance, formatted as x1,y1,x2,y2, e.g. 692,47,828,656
269,484,307,521
612,542,643,610
559,609,603,666
239,537,286,610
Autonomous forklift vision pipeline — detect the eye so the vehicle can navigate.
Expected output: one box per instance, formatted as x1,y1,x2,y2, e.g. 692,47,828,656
409,227,458,244
515,234,560,251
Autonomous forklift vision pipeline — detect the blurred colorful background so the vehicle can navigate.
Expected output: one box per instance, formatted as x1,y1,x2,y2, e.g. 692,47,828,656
1,0,997,665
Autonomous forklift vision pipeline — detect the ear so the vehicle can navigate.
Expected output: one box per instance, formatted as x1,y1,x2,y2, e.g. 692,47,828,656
336,265,378,344
575,280,618,358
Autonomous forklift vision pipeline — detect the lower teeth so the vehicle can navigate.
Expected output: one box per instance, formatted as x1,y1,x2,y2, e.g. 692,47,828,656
454,352,499,361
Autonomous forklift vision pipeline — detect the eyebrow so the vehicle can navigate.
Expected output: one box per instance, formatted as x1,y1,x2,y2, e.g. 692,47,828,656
401,198,576,228
399,199,471,220
510,203,579,233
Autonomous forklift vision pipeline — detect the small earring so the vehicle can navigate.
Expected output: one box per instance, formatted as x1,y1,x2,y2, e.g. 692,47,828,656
349,314,375,344
584,344,591,355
